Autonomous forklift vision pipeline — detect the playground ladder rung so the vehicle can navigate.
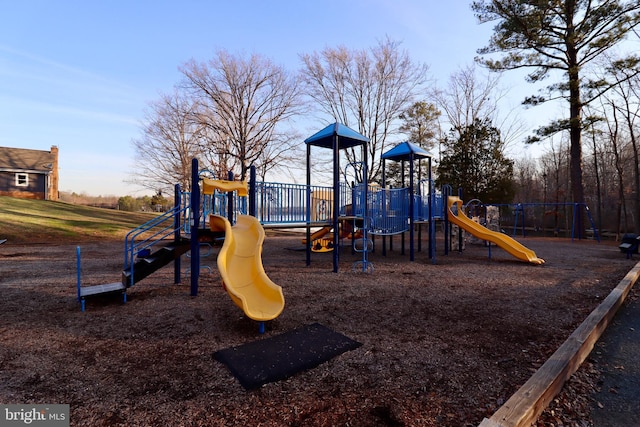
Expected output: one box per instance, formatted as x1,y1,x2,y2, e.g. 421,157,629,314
79,282,126,297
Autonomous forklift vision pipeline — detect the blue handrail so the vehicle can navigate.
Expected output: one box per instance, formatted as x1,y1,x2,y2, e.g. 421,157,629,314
123,204,190,286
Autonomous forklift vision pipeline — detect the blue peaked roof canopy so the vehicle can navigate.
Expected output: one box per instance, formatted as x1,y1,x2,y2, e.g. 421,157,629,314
381,141,432,161
304,122,369,149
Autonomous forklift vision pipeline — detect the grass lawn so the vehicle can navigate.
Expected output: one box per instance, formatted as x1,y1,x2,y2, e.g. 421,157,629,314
0,196,158,243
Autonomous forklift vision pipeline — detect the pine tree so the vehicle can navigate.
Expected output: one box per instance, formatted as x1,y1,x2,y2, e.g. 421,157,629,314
436,119,515,203
472,0,640,210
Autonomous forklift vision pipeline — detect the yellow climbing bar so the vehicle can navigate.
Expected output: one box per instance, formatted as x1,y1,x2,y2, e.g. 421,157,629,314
202,178,248,196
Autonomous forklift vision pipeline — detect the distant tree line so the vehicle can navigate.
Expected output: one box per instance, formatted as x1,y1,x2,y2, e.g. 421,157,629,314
60,191,170,212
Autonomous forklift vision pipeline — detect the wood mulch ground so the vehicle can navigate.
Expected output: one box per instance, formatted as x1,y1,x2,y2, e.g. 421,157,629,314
0,231,635,426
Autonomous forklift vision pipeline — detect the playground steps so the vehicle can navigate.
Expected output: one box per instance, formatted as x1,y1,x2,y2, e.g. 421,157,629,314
122,240,191,286
79,282,126,297
77,282,127,312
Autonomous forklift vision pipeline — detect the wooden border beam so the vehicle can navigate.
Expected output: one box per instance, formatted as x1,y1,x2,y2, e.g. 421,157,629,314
479,261,640,427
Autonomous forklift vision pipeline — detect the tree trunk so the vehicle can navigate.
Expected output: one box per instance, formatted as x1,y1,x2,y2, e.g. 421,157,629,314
623,109,640,233
610,106,628,238
566,2,585,235
590,128,603,235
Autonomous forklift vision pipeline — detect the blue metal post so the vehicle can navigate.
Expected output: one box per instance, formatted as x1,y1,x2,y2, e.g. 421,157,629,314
458,187,463,253
401,161,405,256
174,183,181,285
443,186,449,256
381,159,388,257
190,158,200,297
362,142,370,272
428,158,436,264
249,166,256,217
332,134,339,273
584,204,600,242
76,246,84,311
227,171,234,222
409,155,415,261
306,143,311,266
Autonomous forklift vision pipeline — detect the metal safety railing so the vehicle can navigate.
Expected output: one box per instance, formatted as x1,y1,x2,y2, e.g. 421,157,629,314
255,181,335,225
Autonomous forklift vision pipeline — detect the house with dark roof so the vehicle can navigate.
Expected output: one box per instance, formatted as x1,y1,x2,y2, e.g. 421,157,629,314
0,146,59,200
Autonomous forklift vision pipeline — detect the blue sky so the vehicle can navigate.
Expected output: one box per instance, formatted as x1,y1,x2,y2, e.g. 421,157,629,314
0,1,580,196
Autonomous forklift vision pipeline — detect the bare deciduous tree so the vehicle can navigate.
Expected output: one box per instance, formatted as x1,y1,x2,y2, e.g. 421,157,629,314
605,61,640,232
130,89,204,193
432,64,525,153
300,38,430,182
602,99,630,235
539,137,572,232
180,50,304,181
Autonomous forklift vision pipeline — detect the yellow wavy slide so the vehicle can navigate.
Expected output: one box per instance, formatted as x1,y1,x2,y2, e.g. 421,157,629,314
447,197,545,265
210,214,285,322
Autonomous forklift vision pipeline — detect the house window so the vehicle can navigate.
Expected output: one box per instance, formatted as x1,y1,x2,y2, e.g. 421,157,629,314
15,173,29,187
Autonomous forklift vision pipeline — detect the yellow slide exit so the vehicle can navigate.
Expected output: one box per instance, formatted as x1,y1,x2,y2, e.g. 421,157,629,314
210,214,285,321
447,197,545,265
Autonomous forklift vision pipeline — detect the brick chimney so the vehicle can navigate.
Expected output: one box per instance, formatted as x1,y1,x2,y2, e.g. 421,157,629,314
49,145,59,201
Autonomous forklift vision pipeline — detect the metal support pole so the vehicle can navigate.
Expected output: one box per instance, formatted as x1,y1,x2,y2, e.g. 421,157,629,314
332,135,340,273
174,183,181,285
190,158,200,297
227,171,234,223
249,166,256,217
306,143,312,267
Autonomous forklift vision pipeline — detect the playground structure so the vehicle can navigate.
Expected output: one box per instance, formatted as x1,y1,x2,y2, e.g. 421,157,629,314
76,125,442,319
447,196,545,265
76,122,604,323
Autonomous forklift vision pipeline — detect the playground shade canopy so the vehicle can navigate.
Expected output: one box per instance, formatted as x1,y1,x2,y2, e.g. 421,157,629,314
304,122,369,148
381,141,432,161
